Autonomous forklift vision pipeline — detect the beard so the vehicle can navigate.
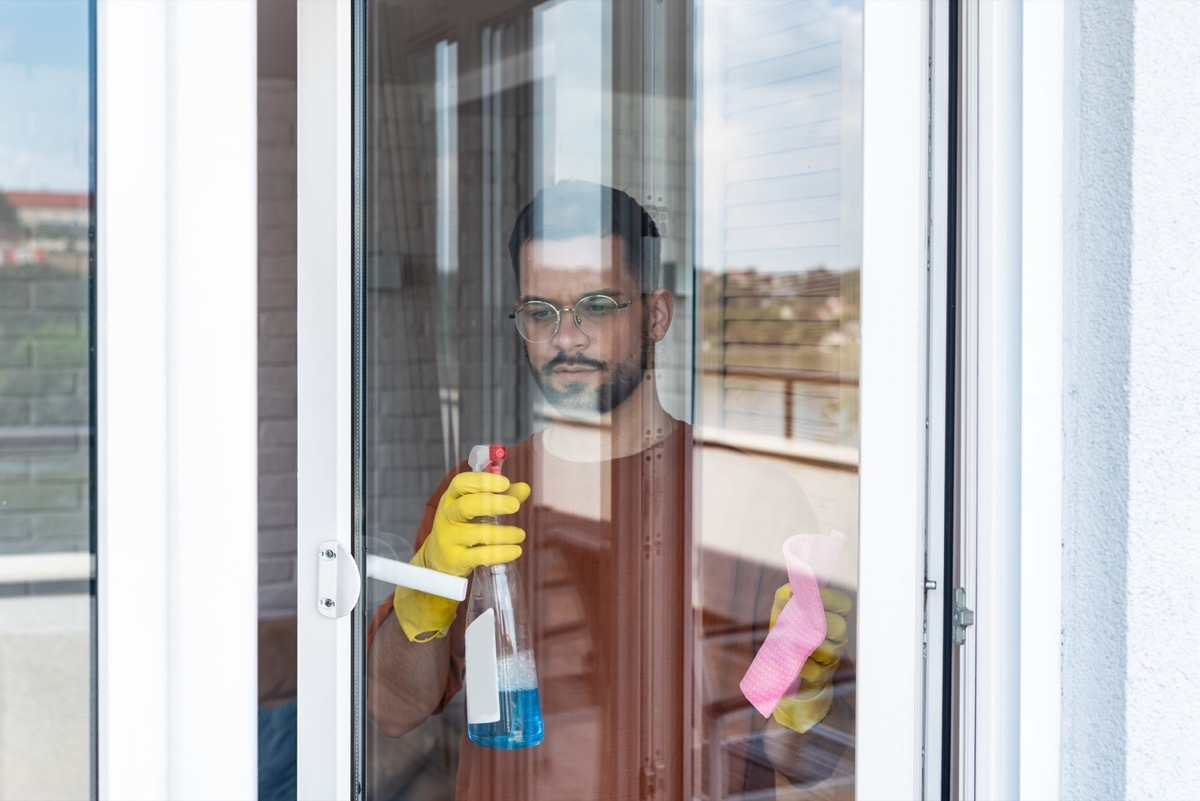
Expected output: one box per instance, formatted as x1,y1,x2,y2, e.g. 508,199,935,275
530,350,645,417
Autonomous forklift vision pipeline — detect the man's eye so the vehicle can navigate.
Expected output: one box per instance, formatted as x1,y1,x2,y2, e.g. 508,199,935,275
581,298,617,315
526,307,557,322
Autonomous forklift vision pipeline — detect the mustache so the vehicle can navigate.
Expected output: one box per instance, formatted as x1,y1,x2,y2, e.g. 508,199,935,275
544,353,607,371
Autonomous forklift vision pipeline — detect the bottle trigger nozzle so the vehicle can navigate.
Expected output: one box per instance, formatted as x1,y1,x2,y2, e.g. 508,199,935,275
469,444,507,474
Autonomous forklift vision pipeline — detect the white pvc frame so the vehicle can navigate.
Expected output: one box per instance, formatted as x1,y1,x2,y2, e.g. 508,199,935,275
295,0,354,799
922,0,953,795
959,3,1025,796
1018,2,1064,798
856,1,930,797
97,1,258,798
958,1,1065,798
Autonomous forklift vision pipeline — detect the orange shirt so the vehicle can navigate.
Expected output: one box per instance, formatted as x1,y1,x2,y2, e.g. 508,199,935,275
370,426,815,800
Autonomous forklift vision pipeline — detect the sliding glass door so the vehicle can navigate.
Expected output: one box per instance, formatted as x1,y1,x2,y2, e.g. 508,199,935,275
297,2,932,798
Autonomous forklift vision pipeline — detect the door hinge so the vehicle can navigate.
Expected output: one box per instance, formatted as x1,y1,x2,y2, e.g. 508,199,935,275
953,586,974,645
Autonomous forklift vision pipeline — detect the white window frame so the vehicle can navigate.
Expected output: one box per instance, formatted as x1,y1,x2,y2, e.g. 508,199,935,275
295,0,354,799
956,2,1025,794
857,0,931,798
1018,2,1064,797
88,1,1074,798
295,1,936,798
955,1,1065,798
96,1,259,798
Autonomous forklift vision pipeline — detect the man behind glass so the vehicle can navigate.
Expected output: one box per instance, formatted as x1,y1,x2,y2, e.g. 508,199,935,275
368,180,852,799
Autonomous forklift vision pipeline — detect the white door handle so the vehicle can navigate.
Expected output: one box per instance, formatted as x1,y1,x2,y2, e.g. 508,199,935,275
365,555,467,601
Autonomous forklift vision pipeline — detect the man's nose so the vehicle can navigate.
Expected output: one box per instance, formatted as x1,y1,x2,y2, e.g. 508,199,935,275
550,309,589,349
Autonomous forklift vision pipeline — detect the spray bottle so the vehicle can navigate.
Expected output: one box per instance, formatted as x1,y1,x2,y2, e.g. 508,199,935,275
464,444,544,749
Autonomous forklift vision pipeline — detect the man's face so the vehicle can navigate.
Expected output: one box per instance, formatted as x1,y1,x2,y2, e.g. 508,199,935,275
517,236,661,417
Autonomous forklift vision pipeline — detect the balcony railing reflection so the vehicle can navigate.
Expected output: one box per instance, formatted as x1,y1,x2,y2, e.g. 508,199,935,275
704,364,858,449
0,552,93,585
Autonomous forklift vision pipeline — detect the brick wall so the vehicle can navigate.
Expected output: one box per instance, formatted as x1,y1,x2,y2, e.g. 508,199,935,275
258,77,298,620
0,260,90,561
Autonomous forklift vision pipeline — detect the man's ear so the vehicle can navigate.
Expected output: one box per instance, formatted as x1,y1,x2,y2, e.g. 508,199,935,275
645,287,673,344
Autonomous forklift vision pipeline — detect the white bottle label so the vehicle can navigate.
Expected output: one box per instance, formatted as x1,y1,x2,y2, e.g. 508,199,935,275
465,608,500,724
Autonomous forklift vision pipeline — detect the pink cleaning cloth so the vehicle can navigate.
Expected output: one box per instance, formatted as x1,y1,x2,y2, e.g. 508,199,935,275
740,530,847,719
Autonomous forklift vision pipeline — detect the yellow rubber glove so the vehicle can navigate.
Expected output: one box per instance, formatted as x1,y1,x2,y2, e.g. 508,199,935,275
767,583,852,734
394,471,531,642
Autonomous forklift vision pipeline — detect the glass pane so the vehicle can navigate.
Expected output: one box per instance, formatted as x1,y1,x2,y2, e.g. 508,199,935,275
0,2,95,799
256,1,299,799
360,1,861,798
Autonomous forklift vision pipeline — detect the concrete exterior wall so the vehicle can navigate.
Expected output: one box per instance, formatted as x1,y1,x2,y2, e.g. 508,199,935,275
1123,0,1200,794
1062,0,1200,796
1061,1,1133,795
0,596,89,801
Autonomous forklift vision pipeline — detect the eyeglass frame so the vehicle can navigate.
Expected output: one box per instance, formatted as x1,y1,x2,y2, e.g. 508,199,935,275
508,293,635,343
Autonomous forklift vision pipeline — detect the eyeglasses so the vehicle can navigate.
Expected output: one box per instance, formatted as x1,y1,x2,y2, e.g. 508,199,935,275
508,294,633,343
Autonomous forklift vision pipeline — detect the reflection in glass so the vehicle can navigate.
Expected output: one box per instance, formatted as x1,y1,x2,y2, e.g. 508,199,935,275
0,1,94,798
361,2,861,799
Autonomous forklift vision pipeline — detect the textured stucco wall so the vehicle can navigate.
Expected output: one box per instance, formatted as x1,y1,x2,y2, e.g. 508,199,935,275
1062,1,1133,795
1123,0,1200,795
1062,1,1200,797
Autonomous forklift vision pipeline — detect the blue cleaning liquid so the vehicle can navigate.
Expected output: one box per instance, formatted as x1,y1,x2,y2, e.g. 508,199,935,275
467,687,545,749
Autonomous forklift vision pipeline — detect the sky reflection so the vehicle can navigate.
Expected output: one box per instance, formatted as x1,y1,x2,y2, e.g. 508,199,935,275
0,0,90,192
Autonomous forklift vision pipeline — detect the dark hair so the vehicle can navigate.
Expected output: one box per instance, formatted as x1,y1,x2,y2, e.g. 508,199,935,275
507,180,662,292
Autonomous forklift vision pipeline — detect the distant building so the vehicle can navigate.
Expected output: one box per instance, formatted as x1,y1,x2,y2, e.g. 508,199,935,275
0,190,90,267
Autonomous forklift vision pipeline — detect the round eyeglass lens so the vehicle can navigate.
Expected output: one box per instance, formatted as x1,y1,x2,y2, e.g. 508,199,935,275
515,301,560,342
574,295,622,323
512,295,624,342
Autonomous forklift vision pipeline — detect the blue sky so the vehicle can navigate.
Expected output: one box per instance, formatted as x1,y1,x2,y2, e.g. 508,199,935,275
0,0,91,193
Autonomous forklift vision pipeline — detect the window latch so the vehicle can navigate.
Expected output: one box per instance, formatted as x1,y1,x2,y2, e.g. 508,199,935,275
317,541,361,618
953,587,974,645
